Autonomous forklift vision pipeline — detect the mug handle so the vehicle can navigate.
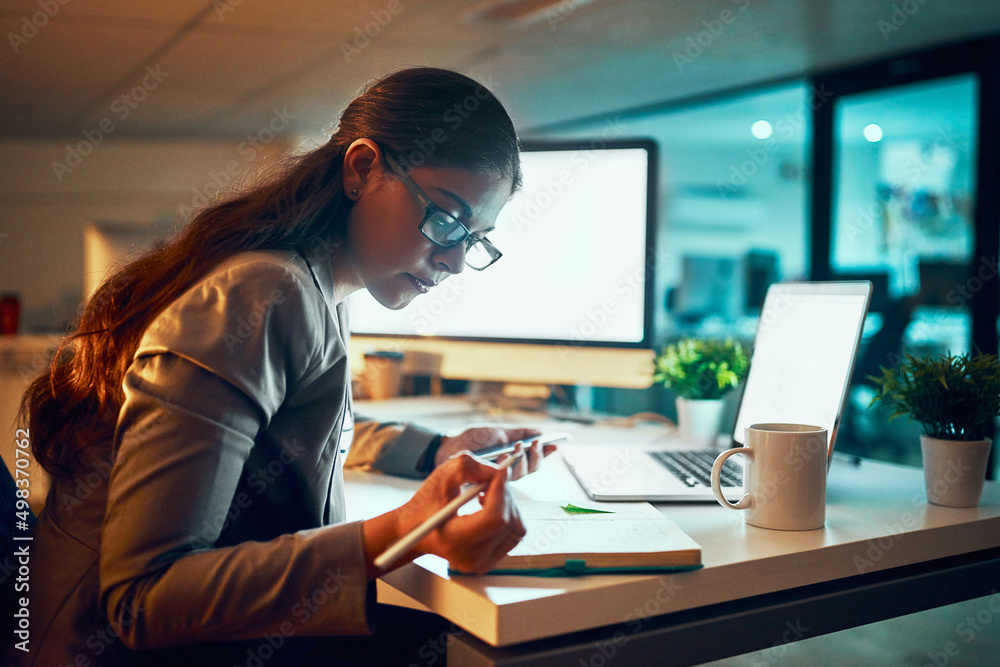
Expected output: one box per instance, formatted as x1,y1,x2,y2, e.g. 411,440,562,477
711,448,754,510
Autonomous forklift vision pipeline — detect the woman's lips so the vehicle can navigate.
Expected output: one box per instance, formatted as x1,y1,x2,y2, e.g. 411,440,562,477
407,274,434,294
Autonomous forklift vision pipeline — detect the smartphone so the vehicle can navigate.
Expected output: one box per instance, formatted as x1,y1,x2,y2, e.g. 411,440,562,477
472,432,571,461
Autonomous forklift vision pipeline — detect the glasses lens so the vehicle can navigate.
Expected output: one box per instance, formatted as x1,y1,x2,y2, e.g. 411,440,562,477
422,210,467,246
466,239,501,270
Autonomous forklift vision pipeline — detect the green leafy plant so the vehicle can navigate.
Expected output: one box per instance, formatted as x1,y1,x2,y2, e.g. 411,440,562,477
868,351,1000,441
653,338,749,400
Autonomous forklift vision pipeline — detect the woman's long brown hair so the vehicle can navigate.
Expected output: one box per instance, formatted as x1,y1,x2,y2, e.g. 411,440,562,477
22,67,521,479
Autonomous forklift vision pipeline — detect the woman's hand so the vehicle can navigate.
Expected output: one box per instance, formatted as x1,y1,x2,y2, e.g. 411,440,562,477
363,452,525,575
435,426,557,480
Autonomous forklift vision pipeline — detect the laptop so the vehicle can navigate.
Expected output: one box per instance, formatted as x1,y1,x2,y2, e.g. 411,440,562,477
561,281,872,502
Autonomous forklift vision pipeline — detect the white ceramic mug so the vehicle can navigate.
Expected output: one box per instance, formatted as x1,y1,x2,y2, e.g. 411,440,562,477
710,423,829,531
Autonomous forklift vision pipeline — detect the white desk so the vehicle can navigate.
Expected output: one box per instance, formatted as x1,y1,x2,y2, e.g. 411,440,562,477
349,398,1000,665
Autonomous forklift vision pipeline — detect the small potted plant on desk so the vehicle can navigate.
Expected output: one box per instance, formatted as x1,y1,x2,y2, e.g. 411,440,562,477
653,338,749,447
868,351,1000,507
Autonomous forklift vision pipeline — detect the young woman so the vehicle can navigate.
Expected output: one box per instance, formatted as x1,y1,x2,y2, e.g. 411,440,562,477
12,67,555,666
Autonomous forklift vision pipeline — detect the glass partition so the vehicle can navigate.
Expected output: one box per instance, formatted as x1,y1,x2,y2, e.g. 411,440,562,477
829,74,980,466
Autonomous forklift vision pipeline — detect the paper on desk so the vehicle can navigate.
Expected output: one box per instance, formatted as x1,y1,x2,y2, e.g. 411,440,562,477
509,501,697,558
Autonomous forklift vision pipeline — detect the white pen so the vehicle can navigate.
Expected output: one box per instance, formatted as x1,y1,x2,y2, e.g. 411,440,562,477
374,452,524,572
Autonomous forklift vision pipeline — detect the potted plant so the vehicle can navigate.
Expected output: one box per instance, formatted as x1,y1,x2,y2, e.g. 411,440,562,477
653,338,749,447
868,351,1000,507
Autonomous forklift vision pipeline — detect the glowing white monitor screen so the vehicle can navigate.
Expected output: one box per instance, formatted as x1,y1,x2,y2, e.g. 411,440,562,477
347,142,654,347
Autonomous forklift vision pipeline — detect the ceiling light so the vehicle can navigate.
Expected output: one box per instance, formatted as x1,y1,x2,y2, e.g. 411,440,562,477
864,124,883,142
464,0,601,26
751,120,772,139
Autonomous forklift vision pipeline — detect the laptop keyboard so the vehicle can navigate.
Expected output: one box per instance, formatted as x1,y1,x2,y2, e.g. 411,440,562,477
649,450,743,488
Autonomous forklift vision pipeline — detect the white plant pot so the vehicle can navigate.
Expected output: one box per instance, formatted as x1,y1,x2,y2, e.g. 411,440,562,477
920,435,993,507
676,397,726,448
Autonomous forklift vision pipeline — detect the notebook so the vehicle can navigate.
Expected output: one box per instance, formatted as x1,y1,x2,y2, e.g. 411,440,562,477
450,501,702,576
561,281,872,502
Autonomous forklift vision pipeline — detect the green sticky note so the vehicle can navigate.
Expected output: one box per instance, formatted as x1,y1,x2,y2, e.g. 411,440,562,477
561,503,615,514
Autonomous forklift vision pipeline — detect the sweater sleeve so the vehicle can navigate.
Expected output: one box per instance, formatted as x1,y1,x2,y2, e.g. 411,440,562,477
99,256,375,650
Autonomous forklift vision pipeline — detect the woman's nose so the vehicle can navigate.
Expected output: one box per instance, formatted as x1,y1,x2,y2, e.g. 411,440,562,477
433,243,467,275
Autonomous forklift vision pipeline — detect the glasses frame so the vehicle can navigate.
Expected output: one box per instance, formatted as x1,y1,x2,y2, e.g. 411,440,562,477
380,147,502,271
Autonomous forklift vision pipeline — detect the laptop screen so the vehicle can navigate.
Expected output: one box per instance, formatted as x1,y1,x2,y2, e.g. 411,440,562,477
732,282,872,462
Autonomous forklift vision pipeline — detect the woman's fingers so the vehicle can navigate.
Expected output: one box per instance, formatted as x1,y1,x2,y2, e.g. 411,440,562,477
445,455,525,572
389,449,531,573
504,427,542,443
504,436,557,479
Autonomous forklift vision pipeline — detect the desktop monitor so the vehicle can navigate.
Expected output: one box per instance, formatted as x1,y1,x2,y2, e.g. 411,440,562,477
670,255,745,323
347,140,658,389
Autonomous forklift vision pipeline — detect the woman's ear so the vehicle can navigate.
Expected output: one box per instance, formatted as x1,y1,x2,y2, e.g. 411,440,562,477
342,139,382,200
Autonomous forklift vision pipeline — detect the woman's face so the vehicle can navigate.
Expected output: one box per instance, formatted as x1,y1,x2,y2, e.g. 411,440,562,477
345,160,513,310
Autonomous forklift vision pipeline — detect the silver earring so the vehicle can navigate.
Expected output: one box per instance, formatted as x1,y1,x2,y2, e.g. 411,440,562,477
351,188,358,197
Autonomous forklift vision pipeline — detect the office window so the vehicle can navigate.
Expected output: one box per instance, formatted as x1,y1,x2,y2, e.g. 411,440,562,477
829,74,980,466
651,83,811,340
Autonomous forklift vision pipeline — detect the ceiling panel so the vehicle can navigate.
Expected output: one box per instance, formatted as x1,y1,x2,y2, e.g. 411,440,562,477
0,85,101,138
150,31,338,96
0,0,999,140
0,19,174,90
0,18,182,133
0,0,209,23
74,91,259,140
199,0,434,34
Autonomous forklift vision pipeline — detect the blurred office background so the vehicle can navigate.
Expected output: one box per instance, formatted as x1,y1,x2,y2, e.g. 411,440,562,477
1,7,999,665
1,6,999,485
538,43,998,479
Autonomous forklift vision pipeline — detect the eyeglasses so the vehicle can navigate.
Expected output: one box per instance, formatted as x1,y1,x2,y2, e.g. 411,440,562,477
380,148,502,271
